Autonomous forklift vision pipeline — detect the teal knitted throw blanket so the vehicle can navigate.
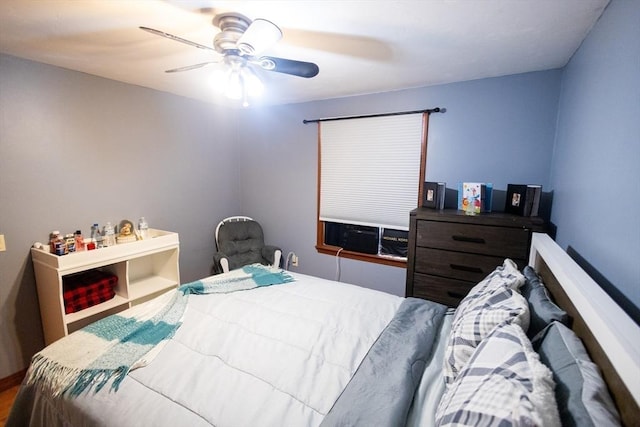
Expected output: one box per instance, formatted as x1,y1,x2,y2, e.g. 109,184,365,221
26,264,294,397
179,263,295,295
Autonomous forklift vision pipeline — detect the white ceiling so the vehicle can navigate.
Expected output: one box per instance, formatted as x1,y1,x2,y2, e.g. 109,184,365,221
0,0,609,107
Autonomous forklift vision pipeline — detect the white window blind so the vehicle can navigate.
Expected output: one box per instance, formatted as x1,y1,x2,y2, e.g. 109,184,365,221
319,114,424,230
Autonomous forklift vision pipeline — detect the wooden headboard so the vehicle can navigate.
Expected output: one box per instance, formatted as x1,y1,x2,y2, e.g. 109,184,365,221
528,233,639,427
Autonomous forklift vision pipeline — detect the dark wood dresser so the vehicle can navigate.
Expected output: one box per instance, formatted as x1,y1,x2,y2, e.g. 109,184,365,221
406,208,547,307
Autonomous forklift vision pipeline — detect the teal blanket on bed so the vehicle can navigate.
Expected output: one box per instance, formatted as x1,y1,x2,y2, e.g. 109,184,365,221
25,264,294,398
179,263,295,295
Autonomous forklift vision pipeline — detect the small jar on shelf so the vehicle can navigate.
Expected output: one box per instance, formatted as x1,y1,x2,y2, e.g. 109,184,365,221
49,231,65,255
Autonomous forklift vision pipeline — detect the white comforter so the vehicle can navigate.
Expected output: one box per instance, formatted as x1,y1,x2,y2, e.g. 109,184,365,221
17,272,405,426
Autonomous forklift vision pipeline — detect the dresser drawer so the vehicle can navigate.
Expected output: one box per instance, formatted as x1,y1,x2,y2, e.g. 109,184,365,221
416,220,530,258
415,247,515,282
412,273,475,306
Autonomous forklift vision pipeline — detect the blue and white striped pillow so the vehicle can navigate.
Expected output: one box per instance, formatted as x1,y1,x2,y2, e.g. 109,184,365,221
437,323,560,427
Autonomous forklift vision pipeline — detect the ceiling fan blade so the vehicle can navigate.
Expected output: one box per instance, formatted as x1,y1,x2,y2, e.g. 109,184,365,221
256,56,319,78
140,26,216,52
165,61,217,73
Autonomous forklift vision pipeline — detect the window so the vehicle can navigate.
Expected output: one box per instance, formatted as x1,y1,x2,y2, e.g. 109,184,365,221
315,112,429,267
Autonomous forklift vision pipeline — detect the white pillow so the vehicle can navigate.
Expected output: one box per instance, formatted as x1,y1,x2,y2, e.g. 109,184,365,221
437,323,560,427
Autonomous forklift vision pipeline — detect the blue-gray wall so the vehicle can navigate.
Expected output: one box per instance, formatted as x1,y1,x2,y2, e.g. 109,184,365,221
551,0,639,309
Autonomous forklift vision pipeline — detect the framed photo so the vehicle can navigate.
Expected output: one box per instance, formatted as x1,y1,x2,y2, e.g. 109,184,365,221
505,184,528,215
423,182,445,209
426,188,435,203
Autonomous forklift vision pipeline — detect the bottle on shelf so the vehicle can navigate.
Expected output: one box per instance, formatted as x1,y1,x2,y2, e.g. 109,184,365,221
138,217,149,240
86,225,96,250
74,230,85,251
103,222,116,247
91,223,103,249
49,231,57,253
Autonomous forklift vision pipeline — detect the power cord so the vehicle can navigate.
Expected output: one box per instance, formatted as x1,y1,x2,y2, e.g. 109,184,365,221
335,248,344,281
285,251,296,270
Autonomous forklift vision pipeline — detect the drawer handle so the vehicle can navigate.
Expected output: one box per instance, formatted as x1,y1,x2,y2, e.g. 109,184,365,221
452,235,486,244
447,291,467,299
450,264,484,274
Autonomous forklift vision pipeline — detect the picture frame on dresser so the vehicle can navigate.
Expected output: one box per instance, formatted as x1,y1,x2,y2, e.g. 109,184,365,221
423,181,445,209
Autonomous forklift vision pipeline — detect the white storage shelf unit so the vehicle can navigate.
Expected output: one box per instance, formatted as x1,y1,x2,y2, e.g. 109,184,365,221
31,229,180,345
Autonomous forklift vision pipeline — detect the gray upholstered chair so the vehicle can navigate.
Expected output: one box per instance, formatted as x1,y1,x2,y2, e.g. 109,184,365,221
212,216,282,274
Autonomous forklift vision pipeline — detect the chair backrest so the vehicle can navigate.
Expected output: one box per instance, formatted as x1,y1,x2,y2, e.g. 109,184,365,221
215,216,253,249
216,217,267,271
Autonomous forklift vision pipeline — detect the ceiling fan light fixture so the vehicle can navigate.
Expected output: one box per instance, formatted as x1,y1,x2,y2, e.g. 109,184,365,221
217,65,263,105
225,69,244,100
237,19,282,55
209,69,228,93
242,67,264,98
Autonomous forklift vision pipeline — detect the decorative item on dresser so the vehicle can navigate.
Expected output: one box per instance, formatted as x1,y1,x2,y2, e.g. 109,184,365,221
406,208,546,306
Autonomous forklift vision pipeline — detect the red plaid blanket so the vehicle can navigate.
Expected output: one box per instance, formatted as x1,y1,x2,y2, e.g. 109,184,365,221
63,270,117,314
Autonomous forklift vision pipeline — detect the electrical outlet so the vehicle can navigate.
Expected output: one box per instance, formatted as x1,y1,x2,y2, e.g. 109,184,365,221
292,254,299,267
0,234,6,252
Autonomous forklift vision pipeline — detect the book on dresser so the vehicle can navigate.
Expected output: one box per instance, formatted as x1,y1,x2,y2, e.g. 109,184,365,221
405,208,546,307
457,182,493,213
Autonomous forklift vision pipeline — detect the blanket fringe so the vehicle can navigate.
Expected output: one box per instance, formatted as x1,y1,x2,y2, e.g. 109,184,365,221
28,349,131,397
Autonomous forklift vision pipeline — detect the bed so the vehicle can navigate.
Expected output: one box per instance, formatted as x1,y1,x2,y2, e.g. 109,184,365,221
8,233,640,426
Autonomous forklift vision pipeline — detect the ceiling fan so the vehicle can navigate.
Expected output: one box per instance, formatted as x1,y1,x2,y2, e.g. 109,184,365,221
140,12,319,105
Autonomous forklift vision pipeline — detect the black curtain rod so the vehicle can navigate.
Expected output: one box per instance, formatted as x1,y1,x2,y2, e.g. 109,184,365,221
302,107,445,124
